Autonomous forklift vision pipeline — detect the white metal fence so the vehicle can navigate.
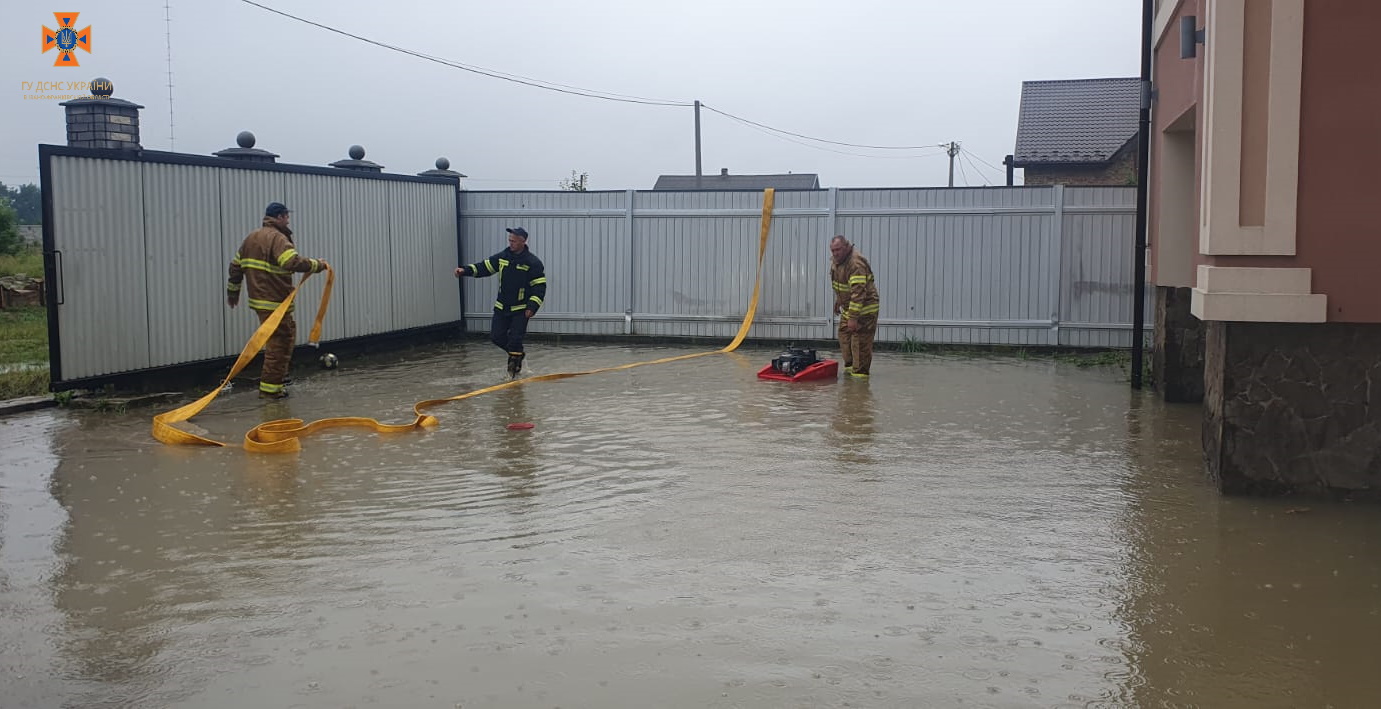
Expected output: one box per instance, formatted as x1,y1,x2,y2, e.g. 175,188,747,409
461,185,1148,348
41,147,460,387
41,147,1145,390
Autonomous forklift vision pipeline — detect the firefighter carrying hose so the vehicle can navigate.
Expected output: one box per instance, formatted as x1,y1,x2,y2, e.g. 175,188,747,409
829,234,880,379
455,226,548,377
227,202,329,399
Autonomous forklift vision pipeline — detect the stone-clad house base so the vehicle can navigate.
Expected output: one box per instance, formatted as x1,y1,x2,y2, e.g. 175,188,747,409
1203,322,1381,499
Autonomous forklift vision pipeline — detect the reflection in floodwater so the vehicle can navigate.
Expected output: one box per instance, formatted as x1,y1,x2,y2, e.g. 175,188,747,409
1,343,1380,707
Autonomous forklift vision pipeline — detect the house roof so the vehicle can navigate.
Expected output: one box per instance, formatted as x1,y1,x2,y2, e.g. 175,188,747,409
1013,77,1140,166
653,171,820,190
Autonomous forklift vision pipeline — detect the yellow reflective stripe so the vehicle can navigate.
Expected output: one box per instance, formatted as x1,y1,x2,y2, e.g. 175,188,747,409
498,258,510,271
510,304,527,311
226,282,242,292
831,281,848,292
239,258,290,275
259,381,285,393
309,259,320,273
516,264,530,271
848,275,870,285
494,300,504,309
529,277,547,285
529,296,543,306
848,302,864,312
277,248,298,267
248,298,286,311
858,304,880,315
484,259,495,273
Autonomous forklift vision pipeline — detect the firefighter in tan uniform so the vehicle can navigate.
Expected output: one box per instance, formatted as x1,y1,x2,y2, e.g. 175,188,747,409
227,202,328,399
829,235,880,379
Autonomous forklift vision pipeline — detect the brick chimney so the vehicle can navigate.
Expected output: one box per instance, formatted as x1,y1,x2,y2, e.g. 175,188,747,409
59,77,142,150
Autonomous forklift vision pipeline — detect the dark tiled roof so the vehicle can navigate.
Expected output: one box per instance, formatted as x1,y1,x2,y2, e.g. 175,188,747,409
653,172,820,190
1013,78,1140,165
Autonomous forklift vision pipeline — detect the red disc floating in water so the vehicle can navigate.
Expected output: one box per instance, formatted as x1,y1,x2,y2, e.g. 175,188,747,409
506,422,535,430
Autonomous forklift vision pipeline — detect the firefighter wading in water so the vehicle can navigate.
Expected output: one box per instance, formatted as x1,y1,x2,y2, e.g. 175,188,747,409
455,227,548,377
227,202,329,399
829,235,880,379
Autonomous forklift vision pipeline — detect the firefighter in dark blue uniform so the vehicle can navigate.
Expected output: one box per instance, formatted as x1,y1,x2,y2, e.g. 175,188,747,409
455,227,548,377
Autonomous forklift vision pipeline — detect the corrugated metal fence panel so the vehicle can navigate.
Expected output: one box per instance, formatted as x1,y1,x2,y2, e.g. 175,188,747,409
455,186,1142,347
338,179,395,338
426,185,461,326
284,173,346,344
142,163,224,366
1060,188,1141,348
51,156,150,380
219,169,286,354
634,209,760,325
386,181,450,331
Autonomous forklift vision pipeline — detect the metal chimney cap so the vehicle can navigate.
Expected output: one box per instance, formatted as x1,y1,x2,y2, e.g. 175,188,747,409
236,131,256,148
348,145,366,160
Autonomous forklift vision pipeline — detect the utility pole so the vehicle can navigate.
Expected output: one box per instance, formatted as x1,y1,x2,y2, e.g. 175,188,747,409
946,141,960,187
694,100,703,189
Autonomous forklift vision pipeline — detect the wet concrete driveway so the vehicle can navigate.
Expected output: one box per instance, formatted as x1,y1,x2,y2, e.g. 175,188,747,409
3,342,1380,708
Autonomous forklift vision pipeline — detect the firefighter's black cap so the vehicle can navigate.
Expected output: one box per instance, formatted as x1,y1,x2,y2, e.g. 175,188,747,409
506,227,528,239
265,202,291,217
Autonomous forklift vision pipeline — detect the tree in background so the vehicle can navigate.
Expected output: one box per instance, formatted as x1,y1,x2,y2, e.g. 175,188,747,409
0,198,22,256
0,183,41,224
559,171,589,191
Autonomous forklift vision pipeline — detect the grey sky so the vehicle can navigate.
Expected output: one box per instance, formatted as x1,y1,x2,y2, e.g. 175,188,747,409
3,0,1140,190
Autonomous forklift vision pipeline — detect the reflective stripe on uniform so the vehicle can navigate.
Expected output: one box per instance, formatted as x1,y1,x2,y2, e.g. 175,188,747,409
529,276,547,285
831,281,848,292
248,298,291,312
259,381,285,393
237,258,290,275
510,304,527,311
226,282,242,292
848,274,871,285
529,295,543,306
277,248,298,267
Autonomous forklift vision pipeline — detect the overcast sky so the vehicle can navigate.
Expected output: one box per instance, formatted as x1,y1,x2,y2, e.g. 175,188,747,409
3,0,1141,190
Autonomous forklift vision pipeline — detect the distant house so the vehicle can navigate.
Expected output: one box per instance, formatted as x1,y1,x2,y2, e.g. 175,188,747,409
653,168,820,190
1011,77,1141,186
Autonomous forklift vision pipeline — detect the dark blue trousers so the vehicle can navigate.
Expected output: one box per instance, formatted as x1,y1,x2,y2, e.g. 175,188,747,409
490,309,530,356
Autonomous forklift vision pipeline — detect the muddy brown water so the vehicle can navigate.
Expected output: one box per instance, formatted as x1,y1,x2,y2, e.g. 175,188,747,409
2,342,1380,708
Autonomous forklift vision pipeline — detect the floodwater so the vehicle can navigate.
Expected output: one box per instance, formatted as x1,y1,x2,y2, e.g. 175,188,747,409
2,342,1380,709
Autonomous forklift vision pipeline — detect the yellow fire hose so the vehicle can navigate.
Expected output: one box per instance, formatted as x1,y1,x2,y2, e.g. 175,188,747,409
153,189,775,453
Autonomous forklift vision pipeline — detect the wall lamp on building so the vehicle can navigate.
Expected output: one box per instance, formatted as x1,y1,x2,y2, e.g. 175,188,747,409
1180,16,1206,59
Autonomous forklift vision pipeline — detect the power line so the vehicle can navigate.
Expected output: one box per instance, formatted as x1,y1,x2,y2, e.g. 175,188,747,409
700,104,945,151
960,152,992,185
713,110,949,159
955,152,970,186
237,0,692,107
237,1,958,156
961,148,1007,177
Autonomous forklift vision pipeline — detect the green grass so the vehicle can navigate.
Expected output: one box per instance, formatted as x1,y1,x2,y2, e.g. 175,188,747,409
0,243,43,278
0,304,50,399
0,306,48,363
0,368,49,400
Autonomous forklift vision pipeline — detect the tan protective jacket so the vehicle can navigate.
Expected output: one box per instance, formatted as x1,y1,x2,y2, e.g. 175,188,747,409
227,217,324,312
